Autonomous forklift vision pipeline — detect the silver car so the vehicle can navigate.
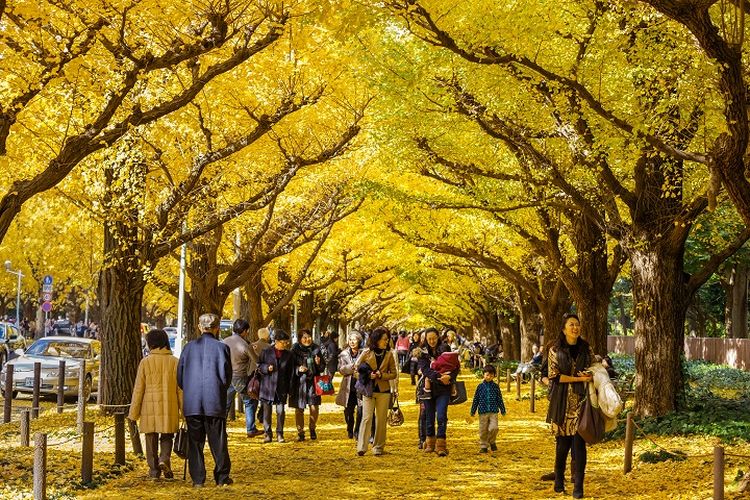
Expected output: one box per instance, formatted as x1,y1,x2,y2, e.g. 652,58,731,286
0,336,100,400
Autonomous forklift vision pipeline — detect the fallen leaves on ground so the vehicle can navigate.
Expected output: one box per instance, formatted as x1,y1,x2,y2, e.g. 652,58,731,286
2,375,749,499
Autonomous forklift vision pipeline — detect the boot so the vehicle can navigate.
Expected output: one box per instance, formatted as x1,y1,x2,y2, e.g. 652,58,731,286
423,436,436,453
435,438,448,457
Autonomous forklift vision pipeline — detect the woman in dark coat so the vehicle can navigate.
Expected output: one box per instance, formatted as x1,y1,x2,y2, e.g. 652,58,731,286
288,329,325,441
258,329,294,443
418,327,457,456
545,313,593,498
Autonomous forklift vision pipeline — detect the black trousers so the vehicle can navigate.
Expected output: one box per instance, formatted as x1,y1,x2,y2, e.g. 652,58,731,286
186,415,231,486
555,433,586,494
344,386,362,436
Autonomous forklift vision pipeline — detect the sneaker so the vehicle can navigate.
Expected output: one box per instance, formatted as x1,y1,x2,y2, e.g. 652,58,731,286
159,462,173,479
490,444,497,452
218,478,234,487
373,450,383,456
263,434,273,443
310,430,317,440
277,435,285,443
480,447,488,453
193,483,204,488
248,429,263,437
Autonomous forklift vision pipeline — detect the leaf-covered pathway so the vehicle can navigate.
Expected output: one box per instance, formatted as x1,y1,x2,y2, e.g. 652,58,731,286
2,374,749,499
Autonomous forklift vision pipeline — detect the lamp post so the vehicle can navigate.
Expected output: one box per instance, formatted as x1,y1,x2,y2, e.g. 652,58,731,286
4,260,23,327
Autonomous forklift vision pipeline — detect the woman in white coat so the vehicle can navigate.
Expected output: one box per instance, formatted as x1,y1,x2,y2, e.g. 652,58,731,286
336,331,363,439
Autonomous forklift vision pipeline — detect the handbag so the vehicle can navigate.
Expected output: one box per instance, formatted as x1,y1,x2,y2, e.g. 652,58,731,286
387,395,404,427
246,370,261,400
448,380,467,405
314,374,335,396
578,386,605,445
173,423,189,460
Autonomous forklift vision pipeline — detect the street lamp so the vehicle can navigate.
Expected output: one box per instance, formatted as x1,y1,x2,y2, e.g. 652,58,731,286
4,260,23,327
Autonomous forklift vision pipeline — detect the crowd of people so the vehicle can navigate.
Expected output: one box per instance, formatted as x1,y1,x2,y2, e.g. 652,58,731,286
126,312,620,498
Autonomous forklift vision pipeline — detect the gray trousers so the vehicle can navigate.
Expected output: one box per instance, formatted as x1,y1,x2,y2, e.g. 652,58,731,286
478,413,498,448
358,392,390,453
144,432,174,477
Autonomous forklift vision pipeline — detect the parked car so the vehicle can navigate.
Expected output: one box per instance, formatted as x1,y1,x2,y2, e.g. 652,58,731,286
0,322,26,366
163,327,178,336
49,320,73,336
0,336,100,400
220,319,233,339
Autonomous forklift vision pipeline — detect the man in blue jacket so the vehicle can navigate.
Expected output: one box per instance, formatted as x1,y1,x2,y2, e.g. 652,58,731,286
177,313,233,487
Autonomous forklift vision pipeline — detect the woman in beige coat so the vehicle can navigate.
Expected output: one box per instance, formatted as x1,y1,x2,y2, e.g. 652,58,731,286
355,327,397,456
129,329,183,479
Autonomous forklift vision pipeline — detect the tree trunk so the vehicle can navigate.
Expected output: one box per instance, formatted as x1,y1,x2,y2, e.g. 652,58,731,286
99,245,145,409
726,262,748,338
629,241,688,417
569,214,614,356
245,270,264,336
274,307,291,334
299,292,314,331
515,286,542,361
498,311,518,361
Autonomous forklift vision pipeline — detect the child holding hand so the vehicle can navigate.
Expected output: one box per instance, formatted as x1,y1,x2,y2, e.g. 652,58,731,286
470,364,506,453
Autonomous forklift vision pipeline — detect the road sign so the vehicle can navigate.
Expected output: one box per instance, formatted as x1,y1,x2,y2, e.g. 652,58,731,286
42,293,52,301
42,285,53,293
41,302,52,313
43,275,53,286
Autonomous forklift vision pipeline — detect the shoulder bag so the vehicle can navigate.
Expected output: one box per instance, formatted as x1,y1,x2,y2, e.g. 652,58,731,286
577,385,605,445
387,395,404,427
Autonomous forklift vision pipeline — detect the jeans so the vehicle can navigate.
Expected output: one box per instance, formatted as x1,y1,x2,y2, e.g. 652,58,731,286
555,433,587,495
423,393,450,439
418,402,426,443
226,376,258,433
262,402,286,437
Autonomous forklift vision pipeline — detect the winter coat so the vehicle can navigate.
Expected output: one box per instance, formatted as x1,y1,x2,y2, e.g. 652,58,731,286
257,346,294,404
431,351,460,373
335,347,362,406
587,363,622,431
321,338,340,376
128,348,183,434
355,348,397,393
223,333,258,377
177,333,232,418
288,342,325,409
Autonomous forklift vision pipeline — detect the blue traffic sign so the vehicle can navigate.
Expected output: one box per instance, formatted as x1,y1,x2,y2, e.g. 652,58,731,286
43,275,53,285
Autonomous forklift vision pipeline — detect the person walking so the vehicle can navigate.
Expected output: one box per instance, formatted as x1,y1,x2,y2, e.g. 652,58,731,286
252,327,272,427
223,319,262,437
257,329,294,443
470,364,506,453
419,327,458,456
289,329,325,441
177,313,233,488
546,313,594,498
129,329,183,479
336,331,364,439
321,331,340,377
356,327,397,456
408,331,422,386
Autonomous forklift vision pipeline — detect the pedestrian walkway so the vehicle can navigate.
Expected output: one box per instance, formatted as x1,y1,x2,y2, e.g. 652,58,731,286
74,372,738,499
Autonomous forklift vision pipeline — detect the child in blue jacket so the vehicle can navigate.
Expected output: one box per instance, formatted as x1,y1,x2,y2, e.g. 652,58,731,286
470,364,506,453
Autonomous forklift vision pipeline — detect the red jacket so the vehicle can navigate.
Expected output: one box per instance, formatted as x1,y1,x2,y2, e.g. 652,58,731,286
430,351,460,373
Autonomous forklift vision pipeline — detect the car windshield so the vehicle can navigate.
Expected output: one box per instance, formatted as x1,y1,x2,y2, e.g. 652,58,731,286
0,325,5,339
25,339,90,359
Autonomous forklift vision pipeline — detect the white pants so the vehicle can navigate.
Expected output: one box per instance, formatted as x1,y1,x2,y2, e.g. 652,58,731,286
479,413,499,448
358,392,390,453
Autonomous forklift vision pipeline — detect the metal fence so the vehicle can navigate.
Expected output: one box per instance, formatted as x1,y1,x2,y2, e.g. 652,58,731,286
607,335,750,370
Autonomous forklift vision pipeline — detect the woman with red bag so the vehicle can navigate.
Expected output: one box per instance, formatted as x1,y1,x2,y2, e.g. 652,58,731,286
289,329,325,441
